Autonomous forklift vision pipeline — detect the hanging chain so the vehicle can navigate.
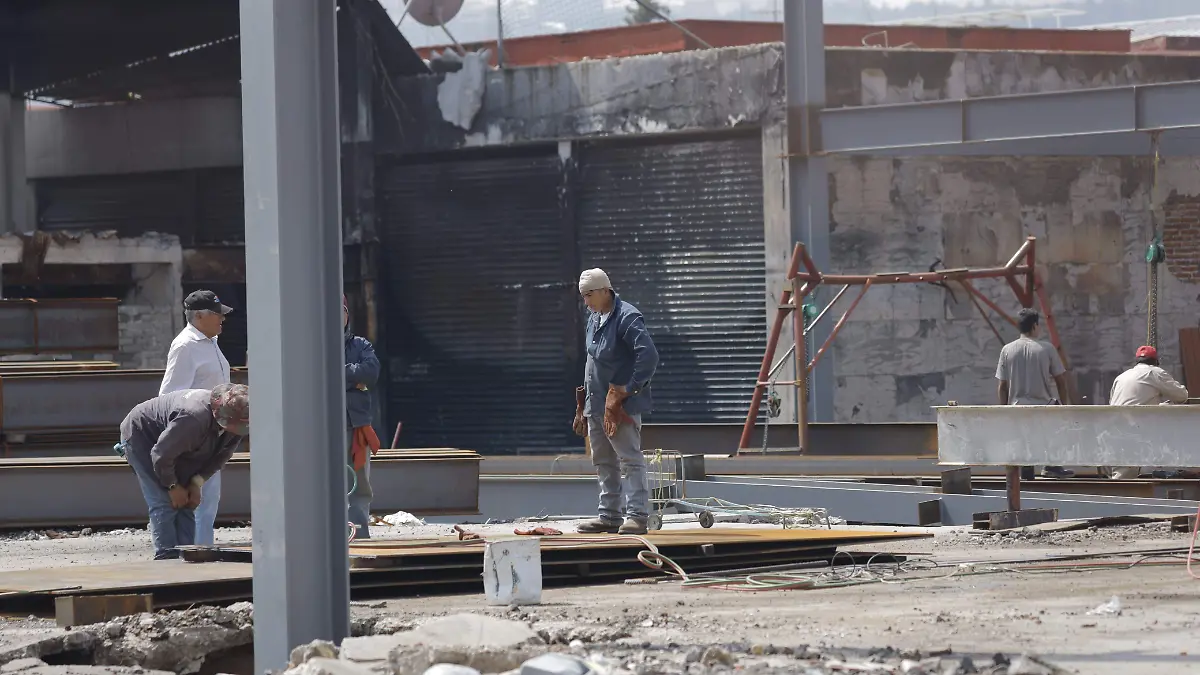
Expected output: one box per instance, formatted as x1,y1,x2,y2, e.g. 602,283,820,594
1147,133,1163,349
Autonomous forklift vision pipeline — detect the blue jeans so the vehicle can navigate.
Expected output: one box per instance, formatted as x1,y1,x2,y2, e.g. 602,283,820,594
193,470,221,545
587,414,649,522
124,440,196,559
347,429,374,539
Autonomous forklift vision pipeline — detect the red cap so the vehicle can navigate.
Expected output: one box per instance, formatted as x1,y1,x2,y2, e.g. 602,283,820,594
1136,345,1157,359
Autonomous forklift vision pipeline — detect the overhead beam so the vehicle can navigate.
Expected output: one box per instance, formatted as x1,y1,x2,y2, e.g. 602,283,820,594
820,79,1200,154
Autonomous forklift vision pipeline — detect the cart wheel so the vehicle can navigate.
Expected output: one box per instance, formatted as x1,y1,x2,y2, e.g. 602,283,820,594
648,514,663,531
698,511,715,529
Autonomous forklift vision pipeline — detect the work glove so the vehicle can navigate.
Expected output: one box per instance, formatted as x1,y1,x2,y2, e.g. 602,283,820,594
186,485,203,510
168,485,189,510
572,386,587,437
603,384,635,438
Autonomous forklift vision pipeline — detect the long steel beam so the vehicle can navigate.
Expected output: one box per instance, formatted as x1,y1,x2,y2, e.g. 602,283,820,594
0,299,119,355
819,79,1200,154
937,405,1200,467
0,450,481,529
0,368,248,433
641,422,936,456
688,478,1200,526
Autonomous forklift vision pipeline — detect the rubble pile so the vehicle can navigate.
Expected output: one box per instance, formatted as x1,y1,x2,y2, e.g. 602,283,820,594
0,605,253,675
283,613,1069,675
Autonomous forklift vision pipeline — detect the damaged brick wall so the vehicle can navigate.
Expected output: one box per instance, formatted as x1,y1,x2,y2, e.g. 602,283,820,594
828,156,1200,423
1164,192,1200,283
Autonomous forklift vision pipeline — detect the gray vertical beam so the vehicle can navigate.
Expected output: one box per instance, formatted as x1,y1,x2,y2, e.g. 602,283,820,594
0,92,30,234
240,1,350,672
785,0,832,424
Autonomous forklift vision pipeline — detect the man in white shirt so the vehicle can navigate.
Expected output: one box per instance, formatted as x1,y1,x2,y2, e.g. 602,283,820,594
1107,345,1190,480
159,289,233,546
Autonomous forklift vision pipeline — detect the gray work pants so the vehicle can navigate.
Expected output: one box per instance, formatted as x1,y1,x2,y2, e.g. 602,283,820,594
587,414,649,522
346,429,374,539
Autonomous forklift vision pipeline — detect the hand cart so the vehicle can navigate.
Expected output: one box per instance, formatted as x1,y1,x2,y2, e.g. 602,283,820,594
644,448,684,531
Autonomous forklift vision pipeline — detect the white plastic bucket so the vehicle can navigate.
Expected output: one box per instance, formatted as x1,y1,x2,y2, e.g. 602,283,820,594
483,538,543,606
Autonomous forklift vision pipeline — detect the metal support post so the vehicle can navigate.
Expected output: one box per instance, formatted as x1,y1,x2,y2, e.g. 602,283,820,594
784,0,832,422
240,1,350,671
792,276,808,453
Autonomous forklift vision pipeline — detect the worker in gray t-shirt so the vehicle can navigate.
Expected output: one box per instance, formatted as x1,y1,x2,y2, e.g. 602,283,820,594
995,308,1073,479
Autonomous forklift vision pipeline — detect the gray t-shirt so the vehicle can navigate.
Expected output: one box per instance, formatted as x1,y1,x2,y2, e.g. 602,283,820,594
995,336,1065,405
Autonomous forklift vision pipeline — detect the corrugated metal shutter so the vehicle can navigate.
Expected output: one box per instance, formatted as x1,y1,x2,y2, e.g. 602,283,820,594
378,150,575,453
196,168,245,244
36,172,191,241
577,135,766,422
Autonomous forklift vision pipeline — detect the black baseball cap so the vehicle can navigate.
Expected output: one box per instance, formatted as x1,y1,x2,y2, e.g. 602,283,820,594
184,290,234,315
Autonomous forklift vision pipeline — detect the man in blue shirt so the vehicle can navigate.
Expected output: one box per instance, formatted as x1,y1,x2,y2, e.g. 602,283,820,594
573,268,660,535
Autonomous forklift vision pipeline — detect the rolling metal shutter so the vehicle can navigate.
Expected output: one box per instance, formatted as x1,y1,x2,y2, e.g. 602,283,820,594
378,150,576,453
577,135,766,422
196,168,246,244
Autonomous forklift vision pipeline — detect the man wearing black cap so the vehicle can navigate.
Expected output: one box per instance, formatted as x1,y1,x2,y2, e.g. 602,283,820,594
159,289,235,546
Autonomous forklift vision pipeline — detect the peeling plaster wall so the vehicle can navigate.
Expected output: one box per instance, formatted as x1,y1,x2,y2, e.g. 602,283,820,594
0,232,183,369
828,156,1200,423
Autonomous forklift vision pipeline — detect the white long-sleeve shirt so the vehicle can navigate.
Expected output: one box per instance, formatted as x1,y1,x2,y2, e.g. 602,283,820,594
159,324,232,395
1109,363,1189,406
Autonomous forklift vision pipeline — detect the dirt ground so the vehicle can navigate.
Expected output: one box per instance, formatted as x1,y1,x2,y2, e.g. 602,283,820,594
2,520,1200,674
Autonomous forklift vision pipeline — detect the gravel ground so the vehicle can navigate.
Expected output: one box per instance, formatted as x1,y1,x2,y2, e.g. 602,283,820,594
2,518,1199,674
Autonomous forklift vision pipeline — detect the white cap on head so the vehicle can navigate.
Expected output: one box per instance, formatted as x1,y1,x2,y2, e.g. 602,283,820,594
578,268,612,294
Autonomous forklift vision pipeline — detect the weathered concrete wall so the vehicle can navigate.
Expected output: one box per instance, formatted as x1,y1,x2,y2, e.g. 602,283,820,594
25,98,243,179
827,156,1200,422
0,232,183,368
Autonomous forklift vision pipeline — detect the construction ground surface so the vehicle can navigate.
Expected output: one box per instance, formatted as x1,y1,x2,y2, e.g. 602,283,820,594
1,519,1199,674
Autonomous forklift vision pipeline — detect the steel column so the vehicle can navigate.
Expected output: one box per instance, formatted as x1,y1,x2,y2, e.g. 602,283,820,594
239,0,349,670
784,0,832,422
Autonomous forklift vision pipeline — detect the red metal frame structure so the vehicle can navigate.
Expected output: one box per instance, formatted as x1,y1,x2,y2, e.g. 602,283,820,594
739,235,1070,502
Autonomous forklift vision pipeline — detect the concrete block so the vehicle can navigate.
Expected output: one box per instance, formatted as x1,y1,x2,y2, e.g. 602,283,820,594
288,658,376,675
423,665,482,675
55,595,152,629
520,653,592,675
393,614,543,650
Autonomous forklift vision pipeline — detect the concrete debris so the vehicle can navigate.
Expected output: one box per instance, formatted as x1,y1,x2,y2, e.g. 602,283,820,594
289,639,339,667
0,631,95,666
1005,655,1060,675
373,618,416,636
85,605,253,675
423,665,483,675
2,662,175,667
517,653,591,675
0,658,47,673
289,657,376,675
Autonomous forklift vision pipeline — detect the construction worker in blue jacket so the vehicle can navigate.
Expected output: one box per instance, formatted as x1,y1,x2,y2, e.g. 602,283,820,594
573,268,660,535
344,294,380,539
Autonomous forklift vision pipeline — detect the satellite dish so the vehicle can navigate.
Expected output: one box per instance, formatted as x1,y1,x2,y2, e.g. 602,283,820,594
405,0,464,27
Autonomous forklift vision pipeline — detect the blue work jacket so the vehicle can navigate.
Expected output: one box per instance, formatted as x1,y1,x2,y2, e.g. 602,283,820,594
584,294,659,418
345,329,380,429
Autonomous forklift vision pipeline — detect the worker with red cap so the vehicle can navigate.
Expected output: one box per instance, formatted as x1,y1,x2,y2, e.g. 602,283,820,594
343,294,381,537
1106,345,1190,480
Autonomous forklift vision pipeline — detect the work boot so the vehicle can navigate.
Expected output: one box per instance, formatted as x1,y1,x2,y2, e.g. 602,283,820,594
1041,466,1075,479
618,518,648,535
576,518,621,534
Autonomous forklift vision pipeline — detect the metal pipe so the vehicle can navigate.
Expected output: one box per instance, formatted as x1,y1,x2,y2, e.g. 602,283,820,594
797,265,1030,286
807,280,872,373
764,284,850,380
959,280,1019,328
960,280,1005,346
1005,237,1034,269
794,277,809,454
